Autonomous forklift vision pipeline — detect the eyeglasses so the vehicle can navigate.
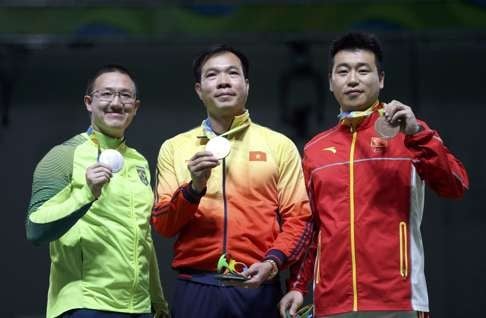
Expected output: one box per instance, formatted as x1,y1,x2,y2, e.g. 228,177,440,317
90,89,136,104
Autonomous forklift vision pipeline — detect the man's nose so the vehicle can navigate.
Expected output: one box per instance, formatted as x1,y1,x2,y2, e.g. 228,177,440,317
216,73,231,88
110,94,124,108
347,71,359,86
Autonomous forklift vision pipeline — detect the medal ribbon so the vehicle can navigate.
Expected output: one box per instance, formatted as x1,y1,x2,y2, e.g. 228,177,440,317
217,254,248,275
337,100,380,121
285,304,313,318
86,127,126,160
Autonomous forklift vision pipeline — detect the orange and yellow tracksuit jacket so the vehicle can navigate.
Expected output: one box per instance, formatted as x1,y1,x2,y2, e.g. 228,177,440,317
151,111,312,272
289,104,469,317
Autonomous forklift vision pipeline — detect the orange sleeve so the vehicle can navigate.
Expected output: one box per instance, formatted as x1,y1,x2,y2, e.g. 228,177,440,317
151,140,204,237
266,137,312,269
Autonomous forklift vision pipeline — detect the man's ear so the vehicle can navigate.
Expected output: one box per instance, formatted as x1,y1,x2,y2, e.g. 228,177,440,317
133,100,141,115
328,73,333,92
379,71,385,89
195,82,202,99
84,95,93,112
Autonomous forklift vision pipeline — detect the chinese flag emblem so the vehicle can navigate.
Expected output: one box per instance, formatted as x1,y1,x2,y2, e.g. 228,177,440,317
370,137,388,153
249,151,267,161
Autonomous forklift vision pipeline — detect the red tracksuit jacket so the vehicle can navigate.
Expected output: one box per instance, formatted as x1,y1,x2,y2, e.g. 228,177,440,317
289,105,469,316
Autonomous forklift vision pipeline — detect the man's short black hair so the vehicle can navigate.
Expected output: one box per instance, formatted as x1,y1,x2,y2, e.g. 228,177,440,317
85,64,138,96
329,32,384,74
192,44,250,83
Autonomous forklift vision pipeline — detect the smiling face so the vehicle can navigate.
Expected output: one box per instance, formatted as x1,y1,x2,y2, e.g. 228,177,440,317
329,49,384,112
84,71,140,138
195,51,249,119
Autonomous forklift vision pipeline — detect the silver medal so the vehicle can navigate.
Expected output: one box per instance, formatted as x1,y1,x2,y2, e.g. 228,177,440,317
205,136,231,159
99,149,124,173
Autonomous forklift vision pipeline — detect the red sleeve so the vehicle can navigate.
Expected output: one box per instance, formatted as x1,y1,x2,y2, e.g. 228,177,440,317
405,120,469,198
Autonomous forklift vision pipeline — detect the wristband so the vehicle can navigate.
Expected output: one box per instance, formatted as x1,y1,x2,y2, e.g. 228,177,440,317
264,259,279,280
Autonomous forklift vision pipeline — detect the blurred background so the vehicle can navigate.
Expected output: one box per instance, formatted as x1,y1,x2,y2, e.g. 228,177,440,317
1,1,484,317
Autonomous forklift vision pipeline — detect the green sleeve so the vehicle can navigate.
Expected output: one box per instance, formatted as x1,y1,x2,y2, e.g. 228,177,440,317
148,235,170,317
26,136,95,245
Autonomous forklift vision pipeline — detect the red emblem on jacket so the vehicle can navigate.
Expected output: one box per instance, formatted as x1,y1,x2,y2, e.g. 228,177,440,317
249,151,267,161
370,137,387,153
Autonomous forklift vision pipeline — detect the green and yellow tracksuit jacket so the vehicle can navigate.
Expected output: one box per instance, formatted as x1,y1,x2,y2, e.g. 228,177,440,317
26,129,168,318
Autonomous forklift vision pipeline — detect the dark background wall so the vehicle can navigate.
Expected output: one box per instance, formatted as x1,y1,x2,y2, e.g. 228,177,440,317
1,3,485,317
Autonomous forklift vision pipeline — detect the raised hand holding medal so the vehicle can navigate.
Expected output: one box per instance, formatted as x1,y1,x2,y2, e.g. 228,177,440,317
186,137,229,194
377,100,420,138
98,149,124,173
85,149,124,199
374,115,400,139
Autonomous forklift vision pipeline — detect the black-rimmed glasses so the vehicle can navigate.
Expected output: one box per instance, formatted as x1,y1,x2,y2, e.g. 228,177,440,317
90,89,136,104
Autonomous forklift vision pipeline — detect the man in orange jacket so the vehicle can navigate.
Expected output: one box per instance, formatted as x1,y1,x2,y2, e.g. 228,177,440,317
152,45,312,317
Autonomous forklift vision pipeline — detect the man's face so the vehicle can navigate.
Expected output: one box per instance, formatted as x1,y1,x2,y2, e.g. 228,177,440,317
195,51,249,118
84,71,140,138
329,49,384,112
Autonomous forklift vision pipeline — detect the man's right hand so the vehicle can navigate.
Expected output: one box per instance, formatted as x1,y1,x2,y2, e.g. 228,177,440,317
279,290,304,318
86,163,112,198
187,151,220,193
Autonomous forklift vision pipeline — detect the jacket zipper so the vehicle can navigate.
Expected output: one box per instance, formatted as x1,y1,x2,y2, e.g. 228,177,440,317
222,158,228,255
399,221,408,279
349,131,358,311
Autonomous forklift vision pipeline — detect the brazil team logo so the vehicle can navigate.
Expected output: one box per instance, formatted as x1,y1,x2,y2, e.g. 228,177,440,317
136,166,149,186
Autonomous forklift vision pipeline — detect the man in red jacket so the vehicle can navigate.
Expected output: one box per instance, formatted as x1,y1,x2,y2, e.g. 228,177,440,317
279,32,469,318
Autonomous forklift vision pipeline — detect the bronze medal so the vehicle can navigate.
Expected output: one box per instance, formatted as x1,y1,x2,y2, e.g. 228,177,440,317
374,116,400,139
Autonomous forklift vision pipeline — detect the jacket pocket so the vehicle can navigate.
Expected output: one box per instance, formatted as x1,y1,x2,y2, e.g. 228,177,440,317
399,221,408,279
315,230,322,284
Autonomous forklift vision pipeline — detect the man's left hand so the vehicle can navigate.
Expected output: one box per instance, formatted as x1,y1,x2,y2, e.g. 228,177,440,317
224,261,274,289
383,100,420,135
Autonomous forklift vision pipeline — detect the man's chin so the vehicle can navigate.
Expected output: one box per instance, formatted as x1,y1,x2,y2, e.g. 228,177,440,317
100,121,128,133
342,102,370,112
212,104,244,115
214,102,238,109
103,118,127,126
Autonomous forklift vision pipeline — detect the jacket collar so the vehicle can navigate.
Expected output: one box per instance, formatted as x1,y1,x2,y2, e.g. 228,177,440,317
86,126,126,150
201,110,251,139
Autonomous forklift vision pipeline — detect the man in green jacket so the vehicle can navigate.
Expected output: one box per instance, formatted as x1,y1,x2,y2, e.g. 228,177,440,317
26,65,169,318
